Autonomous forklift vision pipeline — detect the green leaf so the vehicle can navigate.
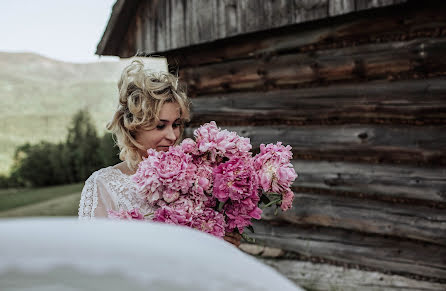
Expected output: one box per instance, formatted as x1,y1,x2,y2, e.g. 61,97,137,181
241,233,256,243
246,225,255,233
218,201,226,212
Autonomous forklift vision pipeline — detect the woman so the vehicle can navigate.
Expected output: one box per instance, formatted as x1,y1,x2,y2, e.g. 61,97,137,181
78,58,240,246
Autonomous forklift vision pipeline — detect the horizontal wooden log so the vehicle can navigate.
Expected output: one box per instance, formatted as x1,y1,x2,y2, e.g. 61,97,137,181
292,160,446,202
185,124,446,165
261,259,446,290
250,221,446,279
181,38,446,94
161,1,446,66
261,192,446,245
189,78,446,126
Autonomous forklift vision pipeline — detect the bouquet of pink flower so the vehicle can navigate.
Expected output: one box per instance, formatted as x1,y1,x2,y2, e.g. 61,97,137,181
131,121,297,239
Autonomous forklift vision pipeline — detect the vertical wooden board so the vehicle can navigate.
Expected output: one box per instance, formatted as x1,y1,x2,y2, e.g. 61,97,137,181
260,0,273,30
134,6,142,51
356,0,399,10
236,0,247,34
195,0,215,43
186,0,214,45
169,0,187,48
119,7,137,57
185,0,195,46
142,1,154,53
329,0,356,16
214,0,239,39
265,0,294,28
212,0,221,39
292,0,329,23
164,0,172,50
237,0,265,33
224,0,239,37
155,1,167,52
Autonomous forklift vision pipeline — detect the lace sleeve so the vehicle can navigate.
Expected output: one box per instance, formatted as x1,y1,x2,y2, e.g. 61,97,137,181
78,170,117,220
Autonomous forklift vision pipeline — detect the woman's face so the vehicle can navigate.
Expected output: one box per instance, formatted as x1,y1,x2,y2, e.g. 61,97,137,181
135,102,181,156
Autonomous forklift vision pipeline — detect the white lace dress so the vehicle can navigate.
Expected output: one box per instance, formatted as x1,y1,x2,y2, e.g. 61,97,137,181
78,166,155,220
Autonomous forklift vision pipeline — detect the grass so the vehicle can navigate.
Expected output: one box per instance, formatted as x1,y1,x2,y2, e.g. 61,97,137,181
0,192,81,217
0,183,83,213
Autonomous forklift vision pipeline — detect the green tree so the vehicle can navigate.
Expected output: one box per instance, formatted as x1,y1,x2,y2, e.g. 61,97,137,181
66,110,102,182
11,142,61,187
99,132,121,167
3,110,120,188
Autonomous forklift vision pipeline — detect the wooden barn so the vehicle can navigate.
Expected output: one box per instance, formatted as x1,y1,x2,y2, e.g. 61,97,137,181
97,0,446,289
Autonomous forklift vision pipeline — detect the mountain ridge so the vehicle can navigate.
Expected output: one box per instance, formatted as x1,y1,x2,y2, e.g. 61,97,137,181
0,52,129,174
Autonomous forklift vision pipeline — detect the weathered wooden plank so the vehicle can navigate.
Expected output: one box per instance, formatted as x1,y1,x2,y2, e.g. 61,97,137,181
329,0,355,16
292,160,446,202
261,192,446,244
292,0,329,23
162,1,445,67
356,0,405,10
187,0,215,45
181,38,446,94
250,221,446,279
268,0,293,28
185,125,446,165
189,78,446,126
107,0,402,54
169,0,187,48
260,259,446,291
96,0,140,56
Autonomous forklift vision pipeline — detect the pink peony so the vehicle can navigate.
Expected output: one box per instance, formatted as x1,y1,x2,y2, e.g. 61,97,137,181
189,159,214,203
153,197,226,238
213,157,259,202
254,142,297,193
108,208,145,220
224,196,262,233
194,121,252,163
191,207,226,238
133,146,196,205
180,138,198,155
281,188,294,211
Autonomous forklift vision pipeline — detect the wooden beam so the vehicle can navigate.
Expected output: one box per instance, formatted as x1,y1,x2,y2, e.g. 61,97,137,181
250,221,446,279
189,78,446,126
261,259,446,291
292,160,446,202
180,38,446,94
261,191,446,245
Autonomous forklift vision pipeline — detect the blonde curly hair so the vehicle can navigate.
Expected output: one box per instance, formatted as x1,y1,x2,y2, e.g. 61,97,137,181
107,59,191,171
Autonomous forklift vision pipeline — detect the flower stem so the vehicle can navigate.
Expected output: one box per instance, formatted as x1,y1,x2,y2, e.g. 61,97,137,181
261,199,281,210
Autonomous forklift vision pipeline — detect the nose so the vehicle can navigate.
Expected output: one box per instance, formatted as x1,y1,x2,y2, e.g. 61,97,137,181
165,126,177,143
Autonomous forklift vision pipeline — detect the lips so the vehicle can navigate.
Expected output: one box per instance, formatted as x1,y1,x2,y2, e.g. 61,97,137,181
158,146,171,151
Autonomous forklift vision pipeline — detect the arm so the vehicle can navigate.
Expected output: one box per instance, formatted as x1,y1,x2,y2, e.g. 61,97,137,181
78,172,117,219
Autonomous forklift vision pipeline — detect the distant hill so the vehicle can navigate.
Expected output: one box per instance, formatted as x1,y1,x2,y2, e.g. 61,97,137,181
0,52,129,174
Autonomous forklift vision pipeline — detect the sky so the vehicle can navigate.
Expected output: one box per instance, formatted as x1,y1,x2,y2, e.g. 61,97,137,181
0,0,119,63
